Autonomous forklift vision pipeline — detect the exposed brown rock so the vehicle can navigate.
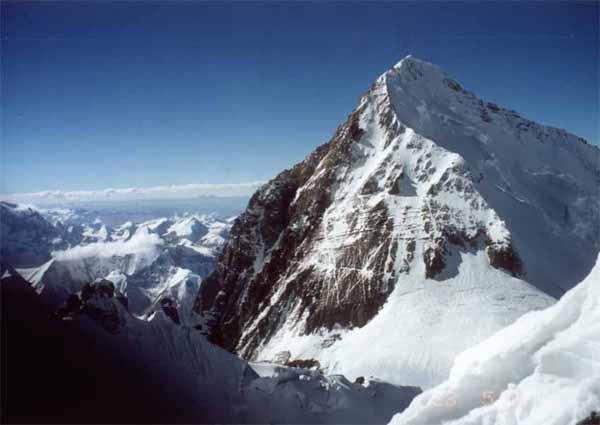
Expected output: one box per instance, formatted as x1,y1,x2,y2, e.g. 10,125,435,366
160,297,180,325
577,412,600,425
286,358,321,370
486,239,523,276
423,239,446,279
194,99,405,357
349,113,365,142
361,176,380,195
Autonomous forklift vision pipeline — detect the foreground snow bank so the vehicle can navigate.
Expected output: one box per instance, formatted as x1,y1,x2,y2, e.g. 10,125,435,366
390,254,600,425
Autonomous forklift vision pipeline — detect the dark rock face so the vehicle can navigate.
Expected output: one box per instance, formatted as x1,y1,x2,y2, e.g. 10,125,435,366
59,280,127,334
116,292,129,310
302,199,395,334
486,240,523,276
0,202,62,267
0,265,234,424
97,280,116,298
195,103,402,356
168,244,216,277
578,412,600,425
423,241,446,279
197,138,333,352
55,294,82,320
285,358,321,370
0,202,85,268
160,297,180,325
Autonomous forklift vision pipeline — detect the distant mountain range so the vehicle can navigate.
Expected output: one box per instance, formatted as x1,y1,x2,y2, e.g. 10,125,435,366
1,201,232,320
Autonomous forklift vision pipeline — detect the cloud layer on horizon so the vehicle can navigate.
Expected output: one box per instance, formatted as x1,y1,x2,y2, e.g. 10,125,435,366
1,182,264,205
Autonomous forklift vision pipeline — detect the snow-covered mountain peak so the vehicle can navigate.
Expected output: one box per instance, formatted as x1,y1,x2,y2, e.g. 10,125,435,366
384,56,471,116
391,55,452,85
393,53,415,66
196,58,599,389
167,215,209,242
370,56,599,292
384,56,592,151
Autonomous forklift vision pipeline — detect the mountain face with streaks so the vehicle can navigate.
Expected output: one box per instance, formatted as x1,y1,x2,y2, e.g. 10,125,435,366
195,56,599,388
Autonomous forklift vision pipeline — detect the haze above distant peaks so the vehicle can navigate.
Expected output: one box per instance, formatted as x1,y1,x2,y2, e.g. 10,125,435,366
0,182,264,204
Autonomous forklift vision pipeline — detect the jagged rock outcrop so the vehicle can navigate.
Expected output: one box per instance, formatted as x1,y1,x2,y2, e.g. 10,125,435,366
54,279,128,333
195,56,599,386
159,297,181,324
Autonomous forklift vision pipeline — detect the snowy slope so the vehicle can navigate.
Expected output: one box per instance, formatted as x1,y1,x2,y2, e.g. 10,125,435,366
390,254,600,425
197,56,597,389
112,307,421,424
167,215,209,243
257,250,553,388
383,57,598,295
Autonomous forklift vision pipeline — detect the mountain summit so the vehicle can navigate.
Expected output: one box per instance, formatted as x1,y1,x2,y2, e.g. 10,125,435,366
195,56,599,388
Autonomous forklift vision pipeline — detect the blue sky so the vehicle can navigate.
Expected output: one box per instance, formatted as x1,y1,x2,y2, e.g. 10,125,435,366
2,1,598,193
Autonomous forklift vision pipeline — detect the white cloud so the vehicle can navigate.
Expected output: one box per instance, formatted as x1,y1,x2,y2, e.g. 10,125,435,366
1,182,264,204
53,228,162,263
